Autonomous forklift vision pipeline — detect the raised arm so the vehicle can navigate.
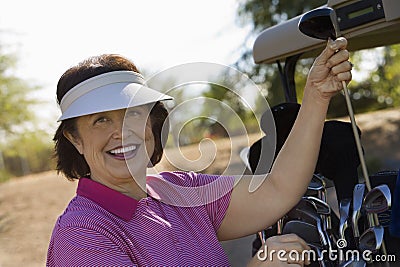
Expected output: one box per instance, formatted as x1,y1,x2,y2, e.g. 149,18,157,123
218,37,352,240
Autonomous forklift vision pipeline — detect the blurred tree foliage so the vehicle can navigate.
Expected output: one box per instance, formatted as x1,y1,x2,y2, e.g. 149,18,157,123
294,45,400,118
0,45,53,182
2,130,54,180
200,83,259,138
349,44,400,110
0,52,36,132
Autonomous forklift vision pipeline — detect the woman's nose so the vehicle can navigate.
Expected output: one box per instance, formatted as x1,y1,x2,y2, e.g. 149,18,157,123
111,119,126,139
112,120,139,141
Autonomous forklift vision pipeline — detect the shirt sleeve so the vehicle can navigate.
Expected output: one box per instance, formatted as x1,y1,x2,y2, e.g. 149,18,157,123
193,172,235,232
47,226,136,267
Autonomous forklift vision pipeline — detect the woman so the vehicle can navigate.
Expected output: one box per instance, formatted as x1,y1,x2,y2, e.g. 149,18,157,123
47,37,352,266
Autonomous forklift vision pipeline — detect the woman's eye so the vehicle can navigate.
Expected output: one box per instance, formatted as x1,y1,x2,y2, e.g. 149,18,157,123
94,117,109,124
127,110,141,117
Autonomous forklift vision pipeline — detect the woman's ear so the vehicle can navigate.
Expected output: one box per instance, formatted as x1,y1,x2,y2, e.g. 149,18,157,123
63,130,84,155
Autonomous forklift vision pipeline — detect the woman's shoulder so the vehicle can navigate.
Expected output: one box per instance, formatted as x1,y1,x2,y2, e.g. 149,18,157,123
54,196,116,230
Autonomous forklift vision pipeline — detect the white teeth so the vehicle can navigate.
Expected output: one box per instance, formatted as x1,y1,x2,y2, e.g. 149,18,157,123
109,145,137,154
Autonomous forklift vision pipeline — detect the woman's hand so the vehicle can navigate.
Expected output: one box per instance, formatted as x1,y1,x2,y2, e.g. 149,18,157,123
247,234,311,266
305,37,352,104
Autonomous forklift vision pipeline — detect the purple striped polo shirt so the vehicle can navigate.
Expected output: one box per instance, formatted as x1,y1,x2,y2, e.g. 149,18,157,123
47,171,235,266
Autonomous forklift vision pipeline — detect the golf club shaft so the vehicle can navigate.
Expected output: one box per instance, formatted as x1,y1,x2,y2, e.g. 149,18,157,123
342,81,371,192
342,81,388,255
342,82,379,225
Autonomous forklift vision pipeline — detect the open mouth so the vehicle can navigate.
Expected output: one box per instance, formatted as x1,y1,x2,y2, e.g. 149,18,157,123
107,144,140,160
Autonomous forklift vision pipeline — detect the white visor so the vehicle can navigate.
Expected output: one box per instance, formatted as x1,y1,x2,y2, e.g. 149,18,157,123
57,70,173,121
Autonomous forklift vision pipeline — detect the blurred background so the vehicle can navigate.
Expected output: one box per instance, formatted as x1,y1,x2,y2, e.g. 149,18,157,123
0,0,399,266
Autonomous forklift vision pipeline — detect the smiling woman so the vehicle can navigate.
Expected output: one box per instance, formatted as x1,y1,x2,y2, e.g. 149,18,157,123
47,39,352,266
64,107,155,197
53,55,171,182
47,54,238,266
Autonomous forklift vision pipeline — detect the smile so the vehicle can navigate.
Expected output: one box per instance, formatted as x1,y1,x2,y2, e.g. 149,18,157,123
107,144,140,160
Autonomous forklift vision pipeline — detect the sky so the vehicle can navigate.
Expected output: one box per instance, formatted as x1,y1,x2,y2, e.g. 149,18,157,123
0,0,252,131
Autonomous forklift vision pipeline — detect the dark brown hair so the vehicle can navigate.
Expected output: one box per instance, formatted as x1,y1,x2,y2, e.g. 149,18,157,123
54,54,169,180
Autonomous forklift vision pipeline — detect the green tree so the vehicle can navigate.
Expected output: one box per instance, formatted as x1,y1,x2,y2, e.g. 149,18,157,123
324,44,400,118
2,130,54,180
366,44,400,107
0,52,37,133
0,45,49,181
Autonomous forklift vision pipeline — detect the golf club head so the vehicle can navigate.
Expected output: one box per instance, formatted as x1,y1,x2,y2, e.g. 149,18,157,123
298,7,340,40
308,181,324,192
303,196,331,215
339,198,351,240
303,196,332,233
359,225,384,253
282,220,321,245
313,173,327,187
307,174,327,199
352,183,366,239
292,198,320,217
287,205,329,247
363,184,392,213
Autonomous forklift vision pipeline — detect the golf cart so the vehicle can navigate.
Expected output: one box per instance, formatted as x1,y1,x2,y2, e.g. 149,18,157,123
249,0,400,265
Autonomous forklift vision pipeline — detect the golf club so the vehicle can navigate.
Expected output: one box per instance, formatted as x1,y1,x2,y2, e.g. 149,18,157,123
303,196,331,232
362,184,391,255
307,174,327,202
282,220,322,246
282,219,333,266
339,198,351,241
352,183,365,248
363,184,392,214
359,226,384,254
287,202,330,249
298,7,373,194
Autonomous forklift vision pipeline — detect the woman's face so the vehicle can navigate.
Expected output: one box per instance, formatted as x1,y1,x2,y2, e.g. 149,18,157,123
67,105,155,184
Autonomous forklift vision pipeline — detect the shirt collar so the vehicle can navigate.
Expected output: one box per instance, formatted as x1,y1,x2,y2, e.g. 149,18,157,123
77,178,139,221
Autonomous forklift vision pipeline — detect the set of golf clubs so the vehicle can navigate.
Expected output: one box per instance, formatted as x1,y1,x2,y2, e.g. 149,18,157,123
339,183,392,266
258,174,337,266
258,177,392,266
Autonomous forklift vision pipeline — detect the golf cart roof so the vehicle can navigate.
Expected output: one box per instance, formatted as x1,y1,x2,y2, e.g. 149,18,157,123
253,0,400,64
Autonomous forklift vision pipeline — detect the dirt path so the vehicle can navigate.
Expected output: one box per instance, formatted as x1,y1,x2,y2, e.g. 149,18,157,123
0,171,76,267
0,108,399,267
